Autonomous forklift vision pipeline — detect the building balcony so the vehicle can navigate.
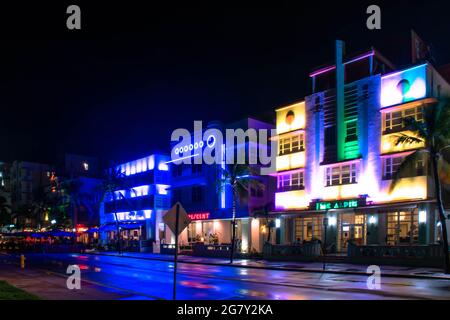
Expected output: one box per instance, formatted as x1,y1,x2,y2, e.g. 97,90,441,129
104,195,155,214
375,175,429,203
275,189,309,210
380,63,442,109
276,151,305,171
277,184,305,193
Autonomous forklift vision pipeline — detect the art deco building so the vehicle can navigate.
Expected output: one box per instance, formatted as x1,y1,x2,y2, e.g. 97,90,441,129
274,41,450,253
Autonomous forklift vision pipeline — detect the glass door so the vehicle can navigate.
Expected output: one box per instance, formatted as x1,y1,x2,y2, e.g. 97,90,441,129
338,213,366,252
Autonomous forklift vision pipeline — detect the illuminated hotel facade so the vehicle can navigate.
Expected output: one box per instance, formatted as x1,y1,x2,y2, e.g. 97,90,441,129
166,119,275,253
274,42,450,253
99,154,171,250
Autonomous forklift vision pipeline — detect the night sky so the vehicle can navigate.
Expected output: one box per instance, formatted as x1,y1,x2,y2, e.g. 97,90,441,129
2,1,450,166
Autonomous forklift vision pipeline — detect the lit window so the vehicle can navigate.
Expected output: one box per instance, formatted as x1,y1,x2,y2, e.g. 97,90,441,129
383,106,424,132
277,171,304,190
325,163,358,186
279,133,304,155
382,154,424,180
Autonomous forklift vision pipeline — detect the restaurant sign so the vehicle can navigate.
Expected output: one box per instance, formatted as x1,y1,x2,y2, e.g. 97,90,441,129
187,212,210,220
312,198,366,211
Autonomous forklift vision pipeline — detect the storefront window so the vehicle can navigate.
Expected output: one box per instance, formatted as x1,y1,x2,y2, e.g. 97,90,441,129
386,211,419,245
294,217,322,242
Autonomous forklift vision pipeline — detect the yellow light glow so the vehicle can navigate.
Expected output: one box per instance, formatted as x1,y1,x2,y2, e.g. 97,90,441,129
261,225,267,234
275,190,310,210
370,176,428,203
381,131,424,154
322,184,362,200
276,152,305,171
276,102,305,135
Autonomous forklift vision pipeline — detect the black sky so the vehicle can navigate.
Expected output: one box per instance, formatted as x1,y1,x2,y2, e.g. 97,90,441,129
2,1,450,165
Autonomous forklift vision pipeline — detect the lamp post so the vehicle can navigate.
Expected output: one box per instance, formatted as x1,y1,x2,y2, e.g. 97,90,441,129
322,217,329,271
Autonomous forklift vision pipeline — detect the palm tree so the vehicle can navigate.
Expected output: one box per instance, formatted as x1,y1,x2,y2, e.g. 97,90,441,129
252,203,274,243
217,163,264,263
390,99,450,274
0,195,11,227
98,165,129,254
60,179,83,227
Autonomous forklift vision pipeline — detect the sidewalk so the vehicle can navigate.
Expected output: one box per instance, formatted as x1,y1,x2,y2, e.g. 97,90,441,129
0,258,140,300
89,250,450,280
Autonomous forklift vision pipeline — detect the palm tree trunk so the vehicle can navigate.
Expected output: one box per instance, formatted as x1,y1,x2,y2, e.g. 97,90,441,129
230,198,237,264
113,196,121,255
431,152,450,274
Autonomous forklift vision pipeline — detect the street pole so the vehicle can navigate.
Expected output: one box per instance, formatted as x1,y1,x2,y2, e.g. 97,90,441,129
323,217,328,271
173,203,180,300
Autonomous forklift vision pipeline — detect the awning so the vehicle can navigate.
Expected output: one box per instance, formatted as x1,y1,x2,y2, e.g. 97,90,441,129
99,224,117,232
99,222,145,232
272,199,437,217
48,230,76,237
119,221,145,230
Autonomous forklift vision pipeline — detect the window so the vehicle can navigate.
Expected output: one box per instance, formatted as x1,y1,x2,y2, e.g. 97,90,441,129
383,106,424,132
382,154,425,180
325,163,358,186
192,186,203,203
345,121,357,142
250,184,264,198
192,164,202,174
279,133,304,155
172,164,183,177
173,189,182,203
294,217,322,242
383,156,404,180
277,171,304,191
387,211,419,245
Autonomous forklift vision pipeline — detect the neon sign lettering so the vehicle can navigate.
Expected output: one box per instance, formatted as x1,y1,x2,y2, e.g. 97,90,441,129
313,198,366,211
174,135,216,155
188,212,210,220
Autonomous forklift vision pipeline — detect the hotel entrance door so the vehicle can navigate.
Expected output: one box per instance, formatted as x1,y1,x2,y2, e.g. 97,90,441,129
339,214,366,252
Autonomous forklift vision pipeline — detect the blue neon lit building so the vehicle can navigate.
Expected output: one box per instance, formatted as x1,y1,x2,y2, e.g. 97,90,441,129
99,154,171,251
166,119,276,253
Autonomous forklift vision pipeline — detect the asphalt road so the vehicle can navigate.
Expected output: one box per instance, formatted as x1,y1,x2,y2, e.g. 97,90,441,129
2,253,450,300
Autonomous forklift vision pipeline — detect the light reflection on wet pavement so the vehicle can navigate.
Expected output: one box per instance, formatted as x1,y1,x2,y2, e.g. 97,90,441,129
4,253,450,300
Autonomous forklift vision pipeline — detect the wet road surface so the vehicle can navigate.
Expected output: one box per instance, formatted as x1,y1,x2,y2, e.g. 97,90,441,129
2,253,450,300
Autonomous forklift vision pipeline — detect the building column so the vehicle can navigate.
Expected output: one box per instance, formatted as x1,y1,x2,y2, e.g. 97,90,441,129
325,213,338,252
367,213,379,245
241,218,250,253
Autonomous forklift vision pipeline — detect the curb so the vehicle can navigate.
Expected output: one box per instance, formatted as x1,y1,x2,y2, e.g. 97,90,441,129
86,252,450,281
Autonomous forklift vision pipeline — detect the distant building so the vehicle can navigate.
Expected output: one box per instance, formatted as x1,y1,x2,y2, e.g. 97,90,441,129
10,161,51,228
59,153,100,179
0,162,12,226
57,154,103,231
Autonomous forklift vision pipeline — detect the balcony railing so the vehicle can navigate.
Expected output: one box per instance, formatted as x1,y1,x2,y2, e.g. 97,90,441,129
277,184,305,193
